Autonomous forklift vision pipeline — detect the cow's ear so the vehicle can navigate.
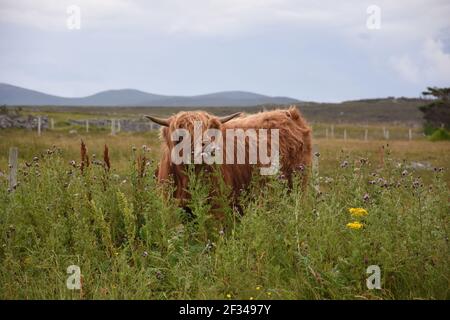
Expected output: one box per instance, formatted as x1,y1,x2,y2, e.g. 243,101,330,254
208,118,221,130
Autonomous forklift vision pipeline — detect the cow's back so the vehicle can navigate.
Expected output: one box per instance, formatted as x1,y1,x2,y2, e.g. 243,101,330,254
222,106,312,189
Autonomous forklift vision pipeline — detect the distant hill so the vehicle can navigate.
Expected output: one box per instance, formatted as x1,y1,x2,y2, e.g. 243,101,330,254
0,83,300,107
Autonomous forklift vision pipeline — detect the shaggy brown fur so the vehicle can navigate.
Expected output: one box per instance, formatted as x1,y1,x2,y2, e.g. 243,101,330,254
151,106,312,211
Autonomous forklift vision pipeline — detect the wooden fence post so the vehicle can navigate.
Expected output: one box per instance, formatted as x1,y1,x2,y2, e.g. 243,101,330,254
50,118,54,130
8,147,18,190
331,125,334,139
111,119,116,136
343,129,347,141
86,120,89,133
364,128,368,142
385,129,390,140
408,128,412,141
37,116,41,136
117,120,121,133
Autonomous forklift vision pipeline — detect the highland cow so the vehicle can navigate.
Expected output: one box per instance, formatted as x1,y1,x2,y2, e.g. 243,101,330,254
146,106,312,214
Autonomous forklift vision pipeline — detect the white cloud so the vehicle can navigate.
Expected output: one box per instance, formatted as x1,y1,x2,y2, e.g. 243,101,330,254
422,38,450,82
389,55,420,83
0,0,140,31
1,0,449,99
1,0,448,38
390,38,450,84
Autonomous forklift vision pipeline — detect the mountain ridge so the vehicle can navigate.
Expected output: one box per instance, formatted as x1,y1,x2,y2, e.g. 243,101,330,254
0,83,300,107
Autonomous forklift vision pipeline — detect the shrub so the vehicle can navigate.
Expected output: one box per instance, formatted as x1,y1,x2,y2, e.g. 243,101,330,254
429,128,450,141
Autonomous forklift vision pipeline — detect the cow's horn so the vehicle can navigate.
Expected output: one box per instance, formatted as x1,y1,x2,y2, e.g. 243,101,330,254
219,112,241,123
145,115,169,127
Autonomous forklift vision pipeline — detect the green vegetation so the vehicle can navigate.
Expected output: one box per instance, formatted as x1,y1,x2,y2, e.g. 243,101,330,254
0,103,449,300
429,128,450,142
420,87,450,139
0,138,448,299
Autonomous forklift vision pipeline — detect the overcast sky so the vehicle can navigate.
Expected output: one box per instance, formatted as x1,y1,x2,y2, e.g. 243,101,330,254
0,0,449,102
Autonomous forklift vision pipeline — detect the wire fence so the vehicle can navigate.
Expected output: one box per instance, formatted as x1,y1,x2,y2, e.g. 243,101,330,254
310,123,423,141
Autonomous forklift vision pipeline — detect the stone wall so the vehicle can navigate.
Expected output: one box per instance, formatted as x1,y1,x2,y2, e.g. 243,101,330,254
68,119,160,132
0,114,49,130
0,112,158,132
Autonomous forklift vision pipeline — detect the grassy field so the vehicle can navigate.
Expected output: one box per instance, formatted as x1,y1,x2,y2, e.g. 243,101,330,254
15,97,426,124
0,108,449,300
1,129,448,186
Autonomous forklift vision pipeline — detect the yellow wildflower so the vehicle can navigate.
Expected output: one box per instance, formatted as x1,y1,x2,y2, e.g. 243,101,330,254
256,286,261,290
226,293,232,299
348,208,368,217
267,292,272,297
249,297,254,300
347,221,364,230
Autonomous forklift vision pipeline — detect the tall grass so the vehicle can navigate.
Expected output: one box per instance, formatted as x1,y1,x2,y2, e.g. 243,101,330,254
0,143,448,299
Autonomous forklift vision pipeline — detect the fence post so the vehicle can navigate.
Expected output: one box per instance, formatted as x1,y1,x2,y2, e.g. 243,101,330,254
111,119,116,136
37,116,41,136
331,125,334,139
408,128,412,141
385,129,390,140
8,147,18,190
86,120,89,133
364,128,368,142
117,120,121,133
325,128,329,139
343,129,347,141
50,118,54,130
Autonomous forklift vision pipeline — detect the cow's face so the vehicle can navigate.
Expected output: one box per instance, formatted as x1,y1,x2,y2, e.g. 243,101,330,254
146,111,241,167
